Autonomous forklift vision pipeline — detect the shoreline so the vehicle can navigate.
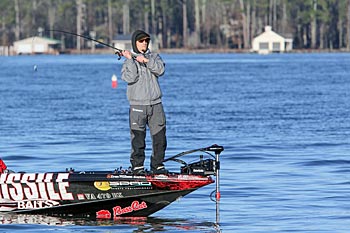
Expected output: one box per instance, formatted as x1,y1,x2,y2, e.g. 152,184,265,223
69,47,350,54
2,47,350,56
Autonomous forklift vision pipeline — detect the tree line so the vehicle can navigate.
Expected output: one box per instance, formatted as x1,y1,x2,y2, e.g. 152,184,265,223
1,0,350,51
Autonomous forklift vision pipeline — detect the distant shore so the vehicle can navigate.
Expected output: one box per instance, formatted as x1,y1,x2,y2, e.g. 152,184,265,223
2,47,350,56
58,47,350,55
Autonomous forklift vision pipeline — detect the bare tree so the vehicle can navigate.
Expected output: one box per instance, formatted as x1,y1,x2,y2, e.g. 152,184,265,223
281,0,287,34
108,0,113,42
311,0,317,49
271,0,277,30
246,1,251,48
151,0,156,35
47,0,56,38
76,0,82,51
32,0,37,28
123,0,130,34
201,0,209,46
251,0,256,40
194,0,201,47
239,0,249,49
182,0,188,48
14,0,20,40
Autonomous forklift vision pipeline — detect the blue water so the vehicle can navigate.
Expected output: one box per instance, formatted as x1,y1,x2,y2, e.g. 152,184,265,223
0,53,350,232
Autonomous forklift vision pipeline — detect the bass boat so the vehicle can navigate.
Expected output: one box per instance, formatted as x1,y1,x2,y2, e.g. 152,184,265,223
0,145,223,219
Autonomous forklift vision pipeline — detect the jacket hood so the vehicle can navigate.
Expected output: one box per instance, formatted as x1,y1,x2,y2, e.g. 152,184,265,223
131,30,150,54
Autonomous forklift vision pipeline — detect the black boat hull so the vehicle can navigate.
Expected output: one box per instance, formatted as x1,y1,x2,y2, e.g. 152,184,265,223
0,172,213,219
17,189,196,218
0,145,223,219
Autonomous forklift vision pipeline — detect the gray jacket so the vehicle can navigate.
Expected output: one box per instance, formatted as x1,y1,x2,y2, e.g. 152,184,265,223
121,51,165,105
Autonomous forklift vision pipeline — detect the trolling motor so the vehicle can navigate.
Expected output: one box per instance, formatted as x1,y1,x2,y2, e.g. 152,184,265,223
179,145,223,176
206,144,223,230
164,144,223,176
164,144,223,229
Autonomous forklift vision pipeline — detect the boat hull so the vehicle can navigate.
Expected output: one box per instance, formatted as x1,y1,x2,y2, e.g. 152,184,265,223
0,145,224,219
0,172,213,219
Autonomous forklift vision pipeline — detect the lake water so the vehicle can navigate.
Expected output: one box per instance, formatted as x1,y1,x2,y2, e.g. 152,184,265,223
0,53,350,232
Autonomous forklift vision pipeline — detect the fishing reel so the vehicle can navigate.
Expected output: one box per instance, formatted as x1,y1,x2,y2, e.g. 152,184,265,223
115,50,122,60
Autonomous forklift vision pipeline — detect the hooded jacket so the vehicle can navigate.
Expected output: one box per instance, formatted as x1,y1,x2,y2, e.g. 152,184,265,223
121,31,165,106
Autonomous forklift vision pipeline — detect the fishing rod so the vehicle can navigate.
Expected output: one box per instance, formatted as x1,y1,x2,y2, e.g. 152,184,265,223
46,29,123,59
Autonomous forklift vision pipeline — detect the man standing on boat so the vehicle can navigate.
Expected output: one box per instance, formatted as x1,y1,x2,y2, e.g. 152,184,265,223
121,30,168,175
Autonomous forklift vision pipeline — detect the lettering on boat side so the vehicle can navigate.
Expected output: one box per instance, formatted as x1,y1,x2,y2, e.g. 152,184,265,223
107,174,145,179
177,175,211,180
96,200,148,219
0,173,73,201
94,181,152,190
80,192,123,200
17,200,60,209
109,181,151,187
113,200,147,216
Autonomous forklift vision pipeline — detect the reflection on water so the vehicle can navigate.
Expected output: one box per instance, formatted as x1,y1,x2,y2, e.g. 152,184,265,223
0,214,220,232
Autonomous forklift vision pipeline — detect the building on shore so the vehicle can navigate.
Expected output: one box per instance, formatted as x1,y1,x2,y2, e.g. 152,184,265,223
112,34,132,51
13,37,60,55
252,26,293,54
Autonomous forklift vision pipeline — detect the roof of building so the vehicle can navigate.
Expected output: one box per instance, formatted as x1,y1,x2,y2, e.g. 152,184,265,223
112,34,132,41
253,26,285,41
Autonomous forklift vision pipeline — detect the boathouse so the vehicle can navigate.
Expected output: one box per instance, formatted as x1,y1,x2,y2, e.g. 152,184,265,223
13,37,60,55
252,26,293,54
112,34,132,51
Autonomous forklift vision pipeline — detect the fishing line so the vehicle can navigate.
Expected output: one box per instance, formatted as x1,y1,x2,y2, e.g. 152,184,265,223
45,29,123,59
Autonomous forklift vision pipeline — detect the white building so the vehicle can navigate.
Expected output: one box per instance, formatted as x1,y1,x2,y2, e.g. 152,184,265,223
252,26,293,54
112,34,132,51
13,37,60,55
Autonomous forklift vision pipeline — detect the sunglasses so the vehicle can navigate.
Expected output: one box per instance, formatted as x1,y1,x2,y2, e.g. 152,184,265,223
138,38,150,43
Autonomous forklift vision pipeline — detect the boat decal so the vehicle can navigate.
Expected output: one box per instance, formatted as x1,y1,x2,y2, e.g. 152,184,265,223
107,181,152,189
113,200,147,216
83,192,123,200
0,200,17,211
177,175,213,180
96,209,111,219
149,178,214,190
96,201,147,219
95,180,152,191
77,194,85,200
0,173,73,201
107,174,146,179
17,200,60,209
94,181,111,191
152,174,168,179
